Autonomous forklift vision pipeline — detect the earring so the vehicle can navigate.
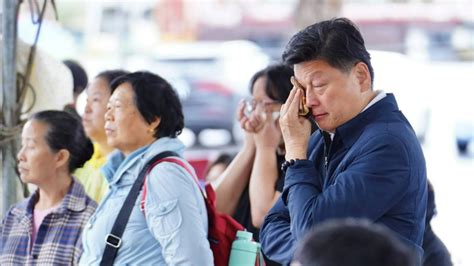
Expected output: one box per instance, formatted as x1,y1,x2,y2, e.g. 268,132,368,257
148,128,154,134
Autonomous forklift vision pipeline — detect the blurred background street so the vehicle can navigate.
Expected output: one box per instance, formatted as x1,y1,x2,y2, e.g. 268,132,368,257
2,0,473,264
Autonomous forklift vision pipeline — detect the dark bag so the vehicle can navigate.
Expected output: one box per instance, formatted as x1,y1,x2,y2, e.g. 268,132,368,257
140,154,245,266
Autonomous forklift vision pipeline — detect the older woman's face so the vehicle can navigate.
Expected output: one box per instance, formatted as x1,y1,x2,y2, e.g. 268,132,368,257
104,83,157,155
82,77,111,142
17,120,58,185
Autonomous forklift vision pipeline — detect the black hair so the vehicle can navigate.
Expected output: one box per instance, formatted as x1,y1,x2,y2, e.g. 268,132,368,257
294,219,416,266
282,17,374,84
63,59,89,96
205,153,235,179
95,70,129,89
30,110,94,173
110,71,184,138
249,63,294,103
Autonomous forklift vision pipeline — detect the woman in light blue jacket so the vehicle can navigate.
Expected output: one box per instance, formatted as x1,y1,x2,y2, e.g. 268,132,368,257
80,71,213,265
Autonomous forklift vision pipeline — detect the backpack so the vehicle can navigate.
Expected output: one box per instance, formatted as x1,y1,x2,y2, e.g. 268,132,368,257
141,153,245,266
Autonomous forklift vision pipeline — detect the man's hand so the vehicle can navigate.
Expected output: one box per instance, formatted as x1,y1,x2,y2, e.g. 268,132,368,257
279,87,311,160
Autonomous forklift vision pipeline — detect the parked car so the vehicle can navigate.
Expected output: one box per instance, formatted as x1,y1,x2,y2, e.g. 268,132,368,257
151,40,269,95
179,78,239,147
141,40,269,147
370,50,432,142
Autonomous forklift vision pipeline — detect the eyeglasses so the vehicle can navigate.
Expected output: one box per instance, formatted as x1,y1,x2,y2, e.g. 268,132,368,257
243,98,281,120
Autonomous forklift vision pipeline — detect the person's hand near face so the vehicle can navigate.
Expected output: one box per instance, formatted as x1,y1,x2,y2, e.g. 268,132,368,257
253,103,282,152
279,86,312,161
238,100,266,134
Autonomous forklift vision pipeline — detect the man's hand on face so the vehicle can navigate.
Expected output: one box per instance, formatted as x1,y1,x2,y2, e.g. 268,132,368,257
279,87,311,161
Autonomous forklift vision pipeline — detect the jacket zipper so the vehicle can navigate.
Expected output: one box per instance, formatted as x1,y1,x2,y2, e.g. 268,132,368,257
323,132,333,178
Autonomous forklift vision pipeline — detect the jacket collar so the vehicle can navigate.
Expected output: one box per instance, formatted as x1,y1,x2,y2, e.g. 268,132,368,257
101,137,185,186
334,93,399,149
11,177,88,218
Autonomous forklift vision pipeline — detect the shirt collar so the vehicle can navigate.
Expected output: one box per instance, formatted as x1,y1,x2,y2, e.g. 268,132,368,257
89,143,108,169
13,177,88,218
101,144,150,184
361,90,386,112
57,177,89,213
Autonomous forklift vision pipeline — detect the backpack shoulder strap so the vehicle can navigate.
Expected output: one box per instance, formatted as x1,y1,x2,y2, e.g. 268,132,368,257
140,155,202,214
100,150,177,266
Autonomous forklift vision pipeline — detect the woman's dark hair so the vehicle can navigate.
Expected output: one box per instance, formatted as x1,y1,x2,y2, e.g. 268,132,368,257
30,110,93,173
63,59,88,96
95,69,129,89
110,71,184,138
282,17,374,84
204,153,235,179
249,63,294,103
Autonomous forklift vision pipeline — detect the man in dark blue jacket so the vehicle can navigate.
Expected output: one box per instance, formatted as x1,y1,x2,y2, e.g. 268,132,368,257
260,17,428,265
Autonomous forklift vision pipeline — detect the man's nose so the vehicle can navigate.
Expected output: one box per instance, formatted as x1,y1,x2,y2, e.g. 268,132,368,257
306,88,320,107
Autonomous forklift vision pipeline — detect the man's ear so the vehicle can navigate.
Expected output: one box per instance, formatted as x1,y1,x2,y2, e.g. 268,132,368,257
353,62,371,92
55,149,70,170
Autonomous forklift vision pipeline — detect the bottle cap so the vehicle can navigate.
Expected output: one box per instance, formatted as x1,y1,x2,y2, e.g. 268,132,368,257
236,230,253,240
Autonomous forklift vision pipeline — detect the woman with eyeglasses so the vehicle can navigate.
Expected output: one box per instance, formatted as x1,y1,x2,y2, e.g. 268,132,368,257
214,64,294,246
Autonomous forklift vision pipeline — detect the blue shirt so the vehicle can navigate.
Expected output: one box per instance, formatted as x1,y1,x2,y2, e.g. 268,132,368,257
260,94,428,264
79,137,213,265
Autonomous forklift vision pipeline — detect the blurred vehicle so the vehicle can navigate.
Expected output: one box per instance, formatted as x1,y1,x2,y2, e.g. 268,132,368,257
151,40,269,95
179,78,239,147
443,62,474,155
131,40,269,148
370,50,432,142
454,106,474,155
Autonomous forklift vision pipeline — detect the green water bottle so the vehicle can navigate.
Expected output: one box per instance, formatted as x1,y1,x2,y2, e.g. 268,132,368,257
229,230,263,266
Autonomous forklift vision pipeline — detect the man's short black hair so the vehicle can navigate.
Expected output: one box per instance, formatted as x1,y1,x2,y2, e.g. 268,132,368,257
110,71,184,139
293,219,416,266
282,17,374,84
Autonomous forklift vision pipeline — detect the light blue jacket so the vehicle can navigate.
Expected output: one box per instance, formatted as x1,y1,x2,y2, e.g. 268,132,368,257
79,137,213,265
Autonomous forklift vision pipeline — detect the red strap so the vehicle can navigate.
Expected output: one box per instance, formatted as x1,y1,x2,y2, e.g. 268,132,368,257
140,157,201,213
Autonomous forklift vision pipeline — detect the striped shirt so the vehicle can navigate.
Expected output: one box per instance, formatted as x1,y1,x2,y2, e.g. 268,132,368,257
0,178,97,265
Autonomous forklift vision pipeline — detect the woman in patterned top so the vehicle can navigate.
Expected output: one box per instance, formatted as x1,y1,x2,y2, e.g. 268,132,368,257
0,110,97,265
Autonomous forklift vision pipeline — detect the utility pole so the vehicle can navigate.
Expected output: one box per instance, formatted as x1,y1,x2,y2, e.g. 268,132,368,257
1,0,20,217
294,0,343,30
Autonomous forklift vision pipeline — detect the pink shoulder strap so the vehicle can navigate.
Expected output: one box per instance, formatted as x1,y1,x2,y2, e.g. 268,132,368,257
140,157,201,213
